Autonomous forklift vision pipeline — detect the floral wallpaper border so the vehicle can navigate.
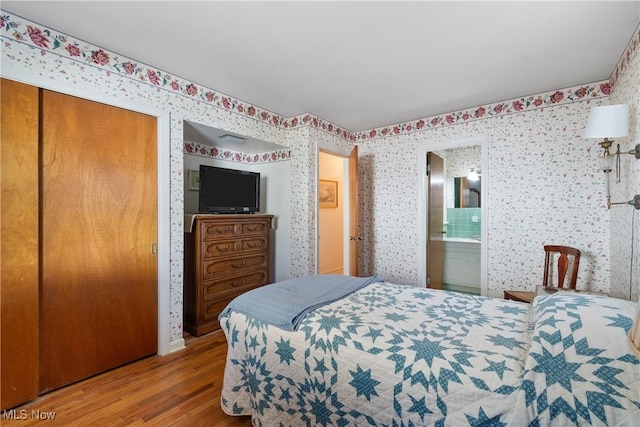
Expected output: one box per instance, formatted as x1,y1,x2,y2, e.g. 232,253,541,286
3,11,638,153
609,21,640,90
0,12,355,150
358,21,639,143
183,141,291,163
354,82,610,142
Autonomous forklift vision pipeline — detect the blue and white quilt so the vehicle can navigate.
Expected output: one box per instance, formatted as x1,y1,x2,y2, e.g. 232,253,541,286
219,280,640,426
512,292,640,426
220,281,532,426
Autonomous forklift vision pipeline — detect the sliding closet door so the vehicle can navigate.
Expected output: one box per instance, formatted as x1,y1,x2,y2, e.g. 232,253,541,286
40,90,158,392
1,79,40,410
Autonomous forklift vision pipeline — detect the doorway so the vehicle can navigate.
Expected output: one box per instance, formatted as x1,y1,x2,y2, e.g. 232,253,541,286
317,146,359,276
439,145,482,295
318,151,345,274
417,137,488,295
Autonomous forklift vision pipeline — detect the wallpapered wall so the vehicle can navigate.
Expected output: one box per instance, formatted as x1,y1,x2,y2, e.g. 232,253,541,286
355,32,639,300
0,10,359,346
443,145,482,179
0,11,287,346
358,99,610,295
608,33,640,302
2,11,638,348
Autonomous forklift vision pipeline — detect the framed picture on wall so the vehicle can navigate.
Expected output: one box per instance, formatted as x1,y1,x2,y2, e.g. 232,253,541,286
319,179,338,208
188,170,200,191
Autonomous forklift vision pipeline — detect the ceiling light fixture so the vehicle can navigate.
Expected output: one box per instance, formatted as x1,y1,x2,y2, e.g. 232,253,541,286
218,134,247,143
467,167,480,182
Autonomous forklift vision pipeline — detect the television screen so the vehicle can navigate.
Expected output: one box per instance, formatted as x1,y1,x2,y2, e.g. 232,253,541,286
199,165,260,214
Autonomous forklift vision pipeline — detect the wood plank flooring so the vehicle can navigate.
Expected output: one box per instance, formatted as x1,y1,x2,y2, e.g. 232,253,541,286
1,331,252,426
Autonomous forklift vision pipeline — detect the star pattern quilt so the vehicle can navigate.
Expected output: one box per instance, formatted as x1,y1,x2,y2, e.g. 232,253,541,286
219,280,639,426
513,292,640,426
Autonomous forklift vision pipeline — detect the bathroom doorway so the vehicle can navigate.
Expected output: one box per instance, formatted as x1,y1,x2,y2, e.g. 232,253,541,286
439,145,482,295
417,137,488,296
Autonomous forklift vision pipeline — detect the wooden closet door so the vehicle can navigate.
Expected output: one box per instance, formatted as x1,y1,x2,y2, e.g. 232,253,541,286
1,79,40,410
40,90,158,392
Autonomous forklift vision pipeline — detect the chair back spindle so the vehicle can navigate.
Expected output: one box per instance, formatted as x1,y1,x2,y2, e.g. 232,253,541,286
542,245,581,290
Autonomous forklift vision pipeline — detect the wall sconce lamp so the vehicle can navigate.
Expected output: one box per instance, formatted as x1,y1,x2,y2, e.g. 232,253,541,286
584,104,639,209
584,104,629,174
467,167,481,182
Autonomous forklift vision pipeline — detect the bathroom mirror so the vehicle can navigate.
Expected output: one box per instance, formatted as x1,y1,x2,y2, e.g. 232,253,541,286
453,177,481,208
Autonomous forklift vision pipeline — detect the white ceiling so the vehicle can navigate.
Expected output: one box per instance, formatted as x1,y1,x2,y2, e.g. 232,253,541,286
4,1,640,132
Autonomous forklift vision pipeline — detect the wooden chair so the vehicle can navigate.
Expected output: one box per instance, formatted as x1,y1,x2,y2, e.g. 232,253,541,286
504,245,581,303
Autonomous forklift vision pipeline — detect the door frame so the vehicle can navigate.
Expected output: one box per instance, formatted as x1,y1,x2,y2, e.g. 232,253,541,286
417,136,489,295
316,143,354,275
2,68,175,355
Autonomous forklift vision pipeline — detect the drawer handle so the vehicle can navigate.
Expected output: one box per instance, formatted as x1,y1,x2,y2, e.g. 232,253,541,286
231,260,247,268
247,225,264,232
247,241,263,248
230,279,246,287
214,226,232,234
215,244,231,252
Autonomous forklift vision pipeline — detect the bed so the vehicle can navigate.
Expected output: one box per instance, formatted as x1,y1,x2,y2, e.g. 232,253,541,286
218,275,640,426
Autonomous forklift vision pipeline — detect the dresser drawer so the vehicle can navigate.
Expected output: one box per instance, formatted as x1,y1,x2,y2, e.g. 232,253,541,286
241,236,268,251
202,270,268,301
201,236,268,258
202,253,268,279
200,218,271,240
240,220,270,235
202,286,260,323
200,221,237,239
201,239,236,258
202,298,232,323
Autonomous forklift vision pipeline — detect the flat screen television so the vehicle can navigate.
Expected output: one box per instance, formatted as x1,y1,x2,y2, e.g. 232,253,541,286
198,165,260,214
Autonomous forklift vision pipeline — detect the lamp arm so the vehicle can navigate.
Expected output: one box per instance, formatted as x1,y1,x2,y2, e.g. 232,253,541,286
612,143,640,159
608,194,640,210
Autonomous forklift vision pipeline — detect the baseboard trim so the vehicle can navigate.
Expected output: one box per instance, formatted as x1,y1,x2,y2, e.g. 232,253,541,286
168,338,186,354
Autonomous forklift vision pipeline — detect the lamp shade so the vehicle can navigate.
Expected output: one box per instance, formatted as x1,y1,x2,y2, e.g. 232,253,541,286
583,104,629,139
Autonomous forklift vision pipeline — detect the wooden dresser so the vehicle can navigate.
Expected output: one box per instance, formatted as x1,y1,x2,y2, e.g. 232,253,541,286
184,214,273,336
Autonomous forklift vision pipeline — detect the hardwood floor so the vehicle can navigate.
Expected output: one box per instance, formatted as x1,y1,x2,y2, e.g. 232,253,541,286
1,331,252,426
